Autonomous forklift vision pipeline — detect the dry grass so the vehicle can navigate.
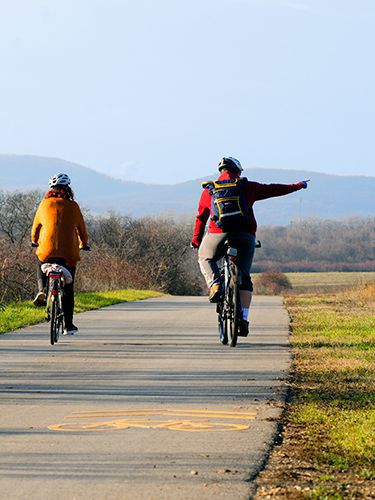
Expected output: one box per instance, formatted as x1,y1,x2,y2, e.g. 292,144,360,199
255,284,375,499
284,272,375,293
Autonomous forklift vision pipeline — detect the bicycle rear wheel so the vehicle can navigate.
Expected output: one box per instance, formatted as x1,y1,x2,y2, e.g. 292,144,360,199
50,300,57,345
55,293,65,343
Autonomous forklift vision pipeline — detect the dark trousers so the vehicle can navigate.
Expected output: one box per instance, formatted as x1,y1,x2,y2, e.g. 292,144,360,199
37,259,76,328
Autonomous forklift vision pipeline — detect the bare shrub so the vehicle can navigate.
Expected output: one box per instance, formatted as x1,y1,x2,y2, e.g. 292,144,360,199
122,216,203,295
0,190,42,244
0,237,36,302
0,191,42,302
77,245,150,292
83,213,205,295
254,270,292,295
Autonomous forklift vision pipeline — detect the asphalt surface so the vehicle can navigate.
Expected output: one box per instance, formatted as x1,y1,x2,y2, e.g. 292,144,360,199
0,296,291,500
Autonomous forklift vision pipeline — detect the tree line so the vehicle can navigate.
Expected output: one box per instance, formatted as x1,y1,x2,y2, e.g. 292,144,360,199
0,190,373,303
254,217,374,272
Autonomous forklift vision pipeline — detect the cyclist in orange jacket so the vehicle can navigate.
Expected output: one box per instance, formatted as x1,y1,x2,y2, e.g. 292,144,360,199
31,173,90,335
192,157,309,336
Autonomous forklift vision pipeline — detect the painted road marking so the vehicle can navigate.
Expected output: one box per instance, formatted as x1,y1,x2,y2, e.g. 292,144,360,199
48,408,257,433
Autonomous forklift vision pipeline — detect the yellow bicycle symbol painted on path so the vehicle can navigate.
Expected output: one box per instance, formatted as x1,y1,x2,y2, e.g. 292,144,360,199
48,408,257,433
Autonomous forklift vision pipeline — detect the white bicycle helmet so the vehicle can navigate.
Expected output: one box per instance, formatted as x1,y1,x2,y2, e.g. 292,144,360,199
48,173,71,188
218,157,243,172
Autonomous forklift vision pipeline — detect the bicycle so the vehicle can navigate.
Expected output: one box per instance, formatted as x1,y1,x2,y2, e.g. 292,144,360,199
217,240,261,348
45,268,65,345
31,244,90,345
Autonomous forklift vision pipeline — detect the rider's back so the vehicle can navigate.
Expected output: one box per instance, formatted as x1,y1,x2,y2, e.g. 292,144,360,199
31,197,88,266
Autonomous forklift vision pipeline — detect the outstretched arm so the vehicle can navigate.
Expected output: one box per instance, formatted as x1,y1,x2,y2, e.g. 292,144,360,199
249,179,310,201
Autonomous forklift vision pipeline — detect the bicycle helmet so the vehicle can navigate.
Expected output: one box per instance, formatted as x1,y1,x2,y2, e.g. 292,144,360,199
218,157,243,172
48,173,71,188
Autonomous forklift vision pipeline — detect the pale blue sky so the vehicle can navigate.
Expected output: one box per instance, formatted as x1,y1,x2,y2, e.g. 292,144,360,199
1,0,374,183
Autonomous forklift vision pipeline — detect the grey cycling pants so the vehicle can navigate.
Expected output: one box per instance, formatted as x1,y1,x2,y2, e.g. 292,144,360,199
198,232,256,291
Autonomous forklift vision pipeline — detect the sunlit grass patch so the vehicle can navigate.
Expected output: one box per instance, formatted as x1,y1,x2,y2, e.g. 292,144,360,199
286,285,375,477
0,289,162,334
0,301,46,334
255,284,375,498
293,404,374,469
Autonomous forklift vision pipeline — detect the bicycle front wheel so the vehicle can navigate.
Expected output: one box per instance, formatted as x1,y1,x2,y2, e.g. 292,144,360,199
217,303,228,345
229,282,240,347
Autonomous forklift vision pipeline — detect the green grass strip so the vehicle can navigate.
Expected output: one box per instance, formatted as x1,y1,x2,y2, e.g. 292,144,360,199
0,289,162,334
286,292,375,484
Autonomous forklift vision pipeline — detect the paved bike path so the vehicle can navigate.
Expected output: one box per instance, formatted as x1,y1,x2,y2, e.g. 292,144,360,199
0,296,290,499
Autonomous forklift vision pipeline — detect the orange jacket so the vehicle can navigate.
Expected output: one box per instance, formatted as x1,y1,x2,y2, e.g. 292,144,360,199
31,197,89,267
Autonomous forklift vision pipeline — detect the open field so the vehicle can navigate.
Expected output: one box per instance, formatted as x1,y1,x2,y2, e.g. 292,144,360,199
255,284,375,498
0,289,162,334
253,272,375,293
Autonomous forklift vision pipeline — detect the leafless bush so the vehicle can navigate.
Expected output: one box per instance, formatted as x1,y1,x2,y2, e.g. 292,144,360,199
77,245,150,292
254,270,292,295
0,190,42,244
82,214,204,295
0,191,42,302
0,238,36,301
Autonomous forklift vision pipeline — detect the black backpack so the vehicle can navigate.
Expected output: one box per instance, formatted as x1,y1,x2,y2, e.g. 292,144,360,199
202,177,250,231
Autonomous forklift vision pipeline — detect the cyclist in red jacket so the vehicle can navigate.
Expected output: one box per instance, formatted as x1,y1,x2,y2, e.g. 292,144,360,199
191,156,309,336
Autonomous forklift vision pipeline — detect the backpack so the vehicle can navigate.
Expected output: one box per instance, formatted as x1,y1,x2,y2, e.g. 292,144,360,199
202,177,250,231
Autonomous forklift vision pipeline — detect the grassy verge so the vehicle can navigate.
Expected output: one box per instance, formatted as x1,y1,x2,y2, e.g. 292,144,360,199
0,289,162,334
255,284,375,499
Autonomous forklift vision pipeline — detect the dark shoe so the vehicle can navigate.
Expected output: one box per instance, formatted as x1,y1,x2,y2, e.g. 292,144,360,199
209,283,222,303
238,319,249,337
63,324,78,335
33,291,46,307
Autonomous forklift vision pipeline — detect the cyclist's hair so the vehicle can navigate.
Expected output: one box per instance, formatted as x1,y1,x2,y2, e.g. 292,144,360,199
45,185,75,201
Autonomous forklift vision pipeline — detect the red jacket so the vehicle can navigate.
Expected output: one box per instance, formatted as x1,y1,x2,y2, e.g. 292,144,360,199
192,171,304,247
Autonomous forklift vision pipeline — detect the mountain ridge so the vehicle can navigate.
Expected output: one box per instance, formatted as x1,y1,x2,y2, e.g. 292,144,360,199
0,155,374,225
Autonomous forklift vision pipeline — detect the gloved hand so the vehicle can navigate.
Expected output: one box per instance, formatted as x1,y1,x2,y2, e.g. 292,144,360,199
81,246,91,252
190,240,200,250
31,242,38,248
297,179,310,189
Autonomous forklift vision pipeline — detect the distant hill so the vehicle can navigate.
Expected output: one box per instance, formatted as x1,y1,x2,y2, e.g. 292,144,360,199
0,155,374,225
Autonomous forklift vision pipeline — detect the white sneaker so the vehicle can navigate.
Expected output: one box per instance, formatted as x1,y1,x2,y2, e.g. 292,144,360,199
63,324,78,335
